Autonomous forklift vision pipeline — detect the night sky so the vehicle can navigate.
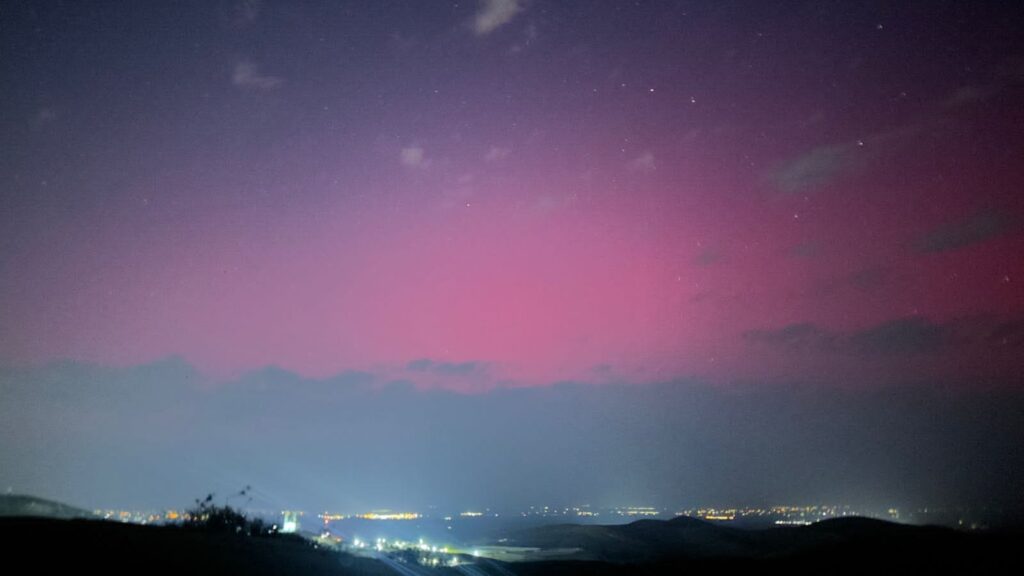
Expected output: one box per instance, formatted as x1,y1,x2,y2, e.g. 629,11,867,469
2,1,1023,513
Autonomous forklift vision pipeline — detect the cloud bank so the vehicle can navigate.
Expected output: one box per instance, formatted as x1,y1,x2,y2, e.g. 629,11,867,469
472,0,524,35
2,358,1023,515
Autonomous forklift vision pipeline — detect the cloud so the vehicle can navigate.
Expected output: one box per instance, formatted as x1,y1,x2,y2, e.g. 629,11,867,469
689,291,712,303
915,210,1016,253
746,315,1024,362
406,358,486,376
235,0,261,23
532,194,574,214
988,321,1024,348
938,58,1024,109
742,318,931,355
400,146,431,168
30,108,58,129
808,266,894,299
406,358,433,371
485,146,511,162
5,358,1024,512
36,108,57,123
509,22,538,53
848,317,948,355
693,247,723,266
769,143,854,193
768,124,924,194
847,266,892,292
745,316,951,356
786,242,821,258
942,85,997,108
627,151,656,173
472,0,524,35
744,323,836,351
232,61,283,90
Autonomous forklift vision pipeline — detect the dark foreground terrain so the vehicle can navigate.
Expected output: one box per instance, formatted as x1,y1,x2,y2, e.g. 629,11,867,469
2,515,1021,575
505,516,1024,573
0,516,391,576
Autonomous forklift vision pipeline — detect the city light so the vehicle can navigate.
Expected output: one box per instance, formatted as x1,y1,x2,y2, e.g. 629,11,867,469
356,512,420,520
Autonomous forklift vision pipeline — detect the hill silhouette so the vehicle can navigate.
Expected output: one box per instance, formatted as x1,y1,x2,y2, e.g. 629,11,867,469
1,508,1020,575
0,494,97,520
503,515,1021,568
0,516,391,576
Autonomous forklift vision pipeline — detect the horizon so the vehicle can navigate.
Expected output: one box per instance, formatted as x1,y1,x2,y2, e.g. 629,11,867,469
5,489,1003,535
4,355,1023,514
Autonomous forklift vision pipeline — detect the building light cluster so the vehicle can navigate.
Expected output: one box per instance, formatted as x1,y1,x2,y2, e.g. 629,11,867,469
89,502,979,532
675,504,865,524
319,513,349,523
93,509,190,525
355,511,420,521
616,507,660,516
348,536,462,568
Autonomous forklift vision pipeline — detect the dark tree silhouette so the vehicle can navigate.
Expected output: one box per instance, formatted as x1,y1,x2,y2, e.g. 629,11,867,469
183,491,272,537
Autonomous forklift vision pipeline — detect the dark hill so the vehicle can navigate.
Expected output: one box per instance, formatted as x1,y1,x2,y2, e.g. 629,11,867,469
0,517,390,576
0,494,97,519
506,516,753,562
504,515,1022,569
2,514,1020,575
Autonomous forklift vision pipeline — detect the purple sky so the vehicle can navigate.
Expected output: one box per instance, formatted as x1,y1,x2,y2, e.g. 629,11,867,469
2,1,1023,389
1,1,1024,512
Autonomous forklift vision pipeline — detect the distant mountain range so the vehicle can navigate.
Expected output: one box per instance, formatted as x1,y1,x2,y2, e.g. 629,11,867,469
0,494,97,520
503,515,1015,565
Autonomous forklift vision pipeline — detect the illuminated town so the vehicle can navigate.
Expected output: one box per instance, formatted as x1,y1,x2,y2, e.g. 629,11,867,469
78,500,999,570
91,503,992,532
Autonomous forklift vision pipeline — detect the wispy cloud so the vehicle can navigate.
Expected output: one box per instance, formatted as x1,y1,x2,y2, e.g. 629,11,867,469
235,0,261,23
694,247,723,266
767,124,924,194
31,108,58,129
915,210,1016,253
848,317,947,355
485,146,511,162
848,266,892,292
786,241,820,259
627,151,656,173
940,56,1024,109
744,316,962,356
509,22,538,53
36,108,57,123
769,143,854,193
406,358,487,376
232,61,283,90
472,0,524,36
400,146,431,168
942,85,997,109
744,322,837,351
